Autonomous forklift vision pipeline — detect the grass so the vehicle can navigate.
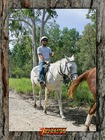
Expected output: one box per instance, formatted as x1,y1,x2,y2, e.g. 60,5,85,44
9,78,94,106
75,82,94,103
9,78,34,94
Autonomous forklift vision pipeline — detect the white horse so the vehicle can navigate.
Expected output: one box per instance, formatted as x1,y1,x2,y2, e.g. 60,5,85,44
31,55,78,118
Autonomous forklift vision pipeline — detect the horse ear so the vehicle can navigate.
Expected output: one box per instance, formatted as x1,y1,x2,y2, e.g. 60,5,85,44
71,55,74,59
64,54,67,58
64,55,70,62
72,54,75,60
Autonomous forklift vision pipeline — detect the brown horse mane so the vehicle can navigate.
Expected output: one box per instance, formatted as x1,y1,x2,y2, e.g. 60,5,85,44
68,68,95,98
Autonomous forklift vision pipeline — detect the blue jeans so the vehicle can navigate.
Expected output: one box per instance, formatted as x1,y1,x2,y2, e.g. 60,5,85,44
39,62,46,82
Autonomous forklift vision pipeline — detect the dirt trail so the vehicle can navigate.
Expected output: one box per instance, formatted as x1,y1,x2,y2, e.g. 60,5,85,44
9,90,96,131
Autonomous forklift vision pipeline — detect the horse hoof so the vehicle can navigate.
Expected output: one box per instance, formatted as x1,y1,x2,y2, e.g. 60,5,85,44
34,104,37,108
38,106,43,110
85,126,90,131
43,110,47,114
61,115,66,119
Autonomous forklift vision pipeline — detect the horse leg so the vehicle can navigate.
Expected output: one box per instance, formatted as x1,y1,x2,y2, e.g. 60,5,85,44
43,88,48,114
32,83,37,108
85,102,96,131
58,90,65,119
39,87,43,109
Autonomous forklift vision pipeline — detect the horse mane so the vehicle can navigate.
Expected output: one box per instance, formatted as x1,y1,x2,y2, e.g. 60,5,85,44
68,69,92,98
53,56,75,65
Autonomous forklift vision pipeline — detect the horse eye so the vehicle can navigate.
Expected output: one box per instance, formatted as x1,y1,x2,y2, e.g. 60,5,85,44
69,64,72,69
69,66,71,69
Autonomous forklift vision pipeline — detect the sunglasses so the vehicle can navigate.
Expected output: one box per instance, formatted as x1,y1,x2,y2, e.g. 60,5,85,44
42,39,48,41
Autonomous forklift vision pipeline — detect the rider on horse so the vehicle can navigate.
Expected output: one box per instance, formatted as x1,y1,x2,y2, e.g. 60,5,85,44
37,36,54,87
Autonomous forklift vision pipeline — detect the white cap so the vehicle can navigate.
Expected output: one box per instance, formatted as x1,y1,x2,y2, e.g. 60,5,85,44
40,36,48,42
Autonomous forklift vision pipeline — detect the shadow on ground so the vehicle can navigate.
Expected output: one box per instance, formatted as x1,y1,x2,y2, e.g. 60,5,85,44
46,100,96,126
19,93,96,127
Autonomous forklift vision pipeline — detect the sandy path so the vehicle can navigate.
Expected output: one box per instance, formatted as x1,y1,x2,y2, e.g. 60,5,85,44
9,90,96,131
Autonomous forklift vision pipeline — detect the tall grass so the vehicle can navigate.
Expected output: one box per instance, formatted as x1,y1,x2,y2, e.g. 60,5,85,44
9,78,35,94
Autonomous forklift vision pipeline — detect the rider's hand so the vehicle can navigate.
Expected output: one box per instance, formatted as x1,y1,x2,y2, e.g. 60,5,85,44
45,61,50,65
51,52,54,57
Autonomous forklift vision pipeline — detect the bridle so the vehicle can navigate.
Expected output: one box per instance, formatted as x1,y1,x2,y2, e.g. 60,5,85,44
58,60,77,86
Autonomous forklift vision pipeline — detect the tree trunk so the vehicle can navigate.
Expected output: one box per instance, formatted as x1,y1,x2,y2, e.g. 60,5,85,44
40,9,46,39
96,1,105,138
31,10,38,67
0,0,105,140
0,0,9,139
39,9,50,46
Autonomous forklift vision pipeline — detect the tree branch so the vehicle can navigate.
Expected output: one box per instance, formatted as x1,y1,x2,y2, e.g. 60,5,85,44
44,13,51,25
42,9,46,22
9,18,32,29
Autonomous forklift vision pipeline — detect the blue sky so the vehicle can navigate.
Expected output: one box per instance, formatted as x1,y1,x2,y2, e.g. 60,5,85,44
54,9,91,35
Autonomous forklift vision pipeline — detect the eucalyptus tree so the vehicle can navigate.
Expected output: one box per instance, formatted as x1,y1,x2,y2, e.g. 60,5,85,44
9,9,38,67
40,9,57,39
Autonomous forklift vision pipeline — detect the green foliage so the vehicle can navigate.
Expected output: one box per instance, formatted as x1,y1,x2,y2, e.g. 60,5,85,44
75,10,96,74
46,9,58,18
9,9,31,38
9,36,32,78
76,22,96,74
86,9,96,28
22,9,34,18
75,82,94,103
9,78,39,94
61,28,80,56
46,21,80,62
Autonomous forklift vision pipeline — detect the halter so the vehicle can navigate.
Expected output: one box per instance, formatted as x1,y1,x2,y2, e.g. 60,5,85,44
58,60,77,86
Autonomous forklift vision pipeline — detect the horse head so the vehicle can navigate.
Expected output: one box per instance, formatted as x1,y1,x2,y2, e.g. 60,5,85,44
64,55,78,81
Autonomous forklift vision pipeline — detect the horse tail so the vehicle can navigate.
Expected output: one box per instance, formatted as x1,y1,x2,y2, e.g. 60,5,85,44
68,69,91,98
30,68,36,85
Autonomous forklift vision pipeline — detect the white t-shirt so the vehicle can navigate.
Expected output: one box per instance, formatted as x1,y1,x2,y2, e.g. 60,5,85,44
37,46,52,63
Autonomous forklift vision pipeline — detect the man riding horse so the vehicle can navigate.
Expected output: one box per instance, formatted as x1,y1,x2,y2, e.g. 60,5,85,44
37,36,54,87
31,36,77,118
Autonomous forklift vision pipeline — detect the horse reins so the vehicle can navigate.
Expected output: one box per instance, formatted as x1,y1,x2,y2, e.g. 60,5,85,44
58,62,71,86
58,61,77,85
